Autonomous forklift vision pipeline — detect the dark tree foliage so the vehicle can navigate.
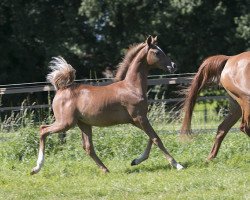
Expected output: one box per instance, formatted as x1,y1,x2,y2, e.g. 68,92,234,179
0,0,249,84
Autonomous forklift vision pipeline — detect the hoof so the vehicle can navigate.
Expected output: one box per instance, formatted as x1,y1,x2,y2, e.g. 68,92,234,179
176,163,184,170
30,167,39,175
206,154,215,162
101,167,110,173
206,158,212,162
179,133,193,142
30,170,36,175
171,160,184,170
131,159,137,166
103,169,110,173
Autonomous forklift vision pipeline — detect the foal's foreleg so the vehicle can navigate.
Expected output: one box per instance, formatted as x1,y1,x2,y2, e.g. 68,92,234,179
78,122,109,173
207,99,241,160
134,116,183,170
31,123,70,175
131,123,153,166
131,139,152,166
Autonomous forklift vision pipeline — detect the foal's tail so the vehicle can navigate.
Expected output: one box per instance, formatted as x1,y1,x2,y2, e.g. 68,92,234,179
47,56,76,90
180,55,230,135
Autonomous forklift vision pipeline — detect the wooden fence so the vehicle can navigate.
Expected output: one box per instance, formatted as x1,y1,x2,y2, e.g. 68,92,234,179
0,74,227,112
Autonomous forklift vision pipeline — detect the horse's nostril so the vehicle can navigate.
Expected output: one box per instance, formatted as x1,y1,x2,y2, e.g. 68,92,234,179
170,62,177,73
171,62,177,69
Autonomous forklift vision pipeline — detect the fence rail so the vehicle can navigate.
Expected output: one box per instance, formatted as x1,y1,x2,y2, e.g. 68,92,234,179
0,76,194,95
0,75,227,112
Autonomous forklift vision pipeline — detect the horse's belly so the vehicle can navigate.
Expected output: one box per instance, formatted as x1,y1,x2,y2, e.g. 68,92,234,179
79,109,132,127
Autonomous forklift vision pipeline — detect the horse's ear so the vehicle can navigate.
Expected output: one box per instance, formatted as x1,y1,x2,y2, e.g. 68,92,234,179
153,36,158,44
146,35,153,46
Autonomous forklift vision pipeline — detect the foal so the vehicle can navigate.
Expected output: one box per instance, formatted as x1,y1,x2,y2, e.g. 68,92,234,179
31,36,184,175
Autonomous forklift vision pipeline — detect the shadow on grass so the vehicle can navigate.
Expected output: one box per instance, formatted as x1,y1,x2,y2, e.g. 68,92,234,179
124,162,194,174
125,164,170,174
179,159,222,169
123,157,204,174
135,160,218,173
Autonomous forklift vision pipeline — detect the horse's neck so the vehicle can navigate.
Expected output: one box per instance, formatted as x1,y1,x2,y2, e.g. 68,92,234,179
124,49,149,95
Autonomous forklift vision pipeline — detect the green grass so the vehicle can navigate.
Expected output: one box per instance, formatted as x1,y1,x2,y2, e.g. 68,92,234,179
0,124,249,200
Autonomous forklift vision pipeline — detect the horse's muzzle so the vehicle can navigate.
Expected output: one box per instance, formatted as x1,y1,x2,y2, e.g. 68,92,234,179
167,62,177,73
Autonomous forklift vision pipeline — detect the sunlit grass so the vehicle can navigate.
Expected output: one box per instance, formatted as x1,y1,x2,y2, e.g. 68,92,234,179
0,124,249,200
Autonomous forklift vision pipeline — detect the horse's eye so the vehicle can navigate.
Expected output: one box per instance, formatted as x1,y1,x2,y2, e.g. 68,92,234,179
154,51,160,55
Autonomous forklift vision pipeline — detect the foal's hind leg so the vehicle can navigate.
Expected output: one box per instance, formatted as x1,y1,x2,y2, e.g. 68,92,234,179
133,116,183,170
207,98,241,160
31,122,71,175
78,122,109,173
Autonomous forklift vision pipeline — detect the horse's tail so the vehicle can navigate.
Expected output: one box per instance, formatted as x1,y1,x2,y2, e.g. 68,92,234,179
47,56,76,91
180,55,230,135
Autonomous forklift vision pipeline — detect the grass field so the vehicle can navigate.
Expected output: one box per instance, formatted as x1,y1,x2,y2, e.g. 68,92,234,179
0,123,249,200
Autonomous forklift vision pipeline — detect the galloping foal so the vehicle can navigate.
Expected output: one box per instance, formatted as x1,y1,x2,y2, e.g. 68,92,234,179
31,36,184,175
181,51,250,160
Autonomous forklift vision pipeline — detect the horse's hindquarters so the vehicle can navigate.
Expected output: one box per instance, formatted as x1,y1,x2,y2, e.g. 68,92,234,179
220,52,250,135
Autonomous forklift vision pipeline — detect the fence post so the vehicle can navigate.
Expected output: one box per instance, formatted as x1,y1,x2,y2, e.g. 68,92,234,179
204,103,207,126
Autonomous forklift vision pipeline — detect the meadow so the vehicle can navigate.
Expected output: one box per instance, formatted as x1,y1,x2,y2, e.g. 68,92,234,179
0,102,250,200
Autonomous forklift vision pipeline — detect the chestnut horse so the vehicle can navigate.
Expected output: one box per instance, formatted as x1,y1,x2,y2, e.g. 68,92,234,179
31,36,184,175
181,51,250,160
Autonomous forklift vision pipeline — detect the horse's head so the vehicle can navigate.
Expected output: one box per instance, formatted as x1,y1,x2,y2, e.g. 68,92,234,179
145,36,176,73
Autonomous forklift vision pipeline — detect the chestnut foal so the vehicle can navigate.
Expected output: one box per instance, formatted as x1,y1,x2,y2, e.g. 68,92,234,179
31,36,183,175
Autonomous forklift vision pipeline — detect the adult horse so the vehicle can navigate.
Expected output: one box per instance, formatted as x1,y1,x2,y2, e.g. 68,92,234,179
31,36,184,175
181,51,250,160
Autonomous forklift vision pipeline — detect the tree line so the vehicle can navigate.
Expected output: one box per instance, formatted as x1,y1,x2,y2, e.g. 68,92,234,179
0,0,249,85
